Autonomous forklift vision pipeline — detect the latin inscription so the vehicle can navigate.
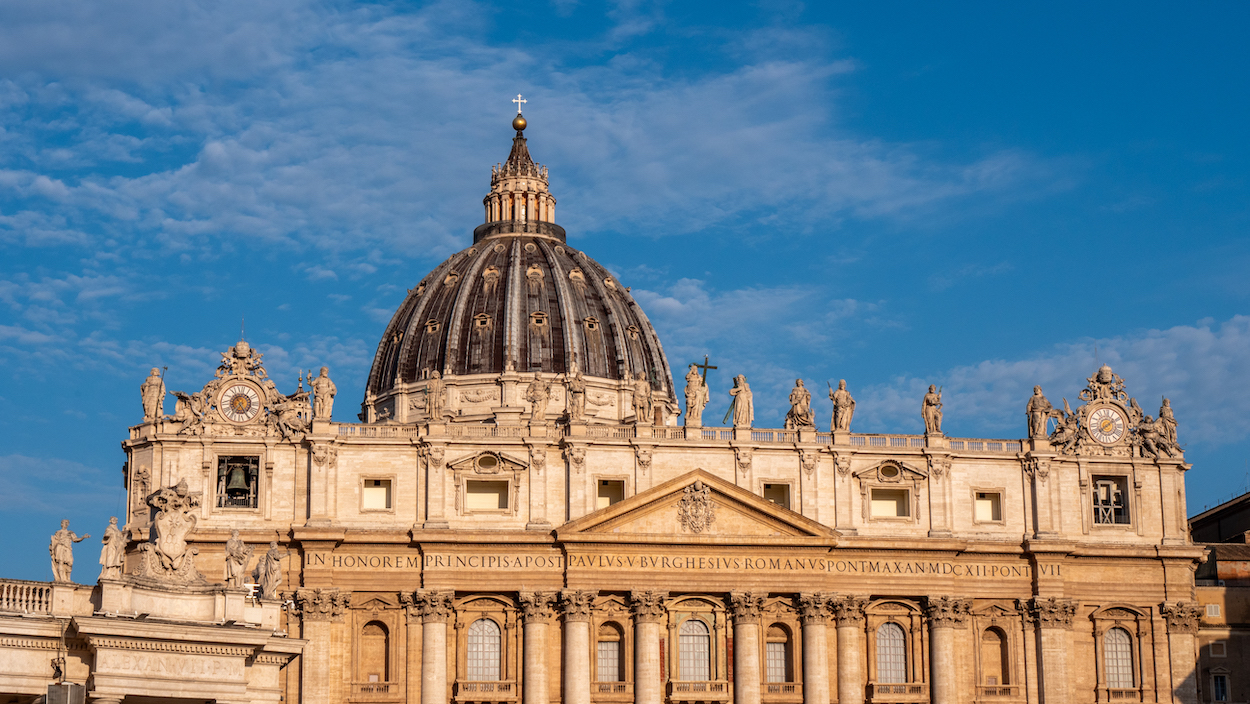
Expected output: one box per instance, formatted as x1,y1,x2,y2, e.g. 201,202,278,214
97,651,243,680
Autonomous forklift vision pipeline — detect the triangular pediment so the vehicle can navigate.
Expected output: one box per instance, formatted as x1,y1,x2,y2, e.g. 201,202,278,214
558,469,838,546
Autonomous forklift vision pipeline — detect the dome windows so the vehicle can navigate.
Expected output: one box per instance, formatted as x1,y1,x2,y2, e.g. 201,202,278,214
626,325,641,340
530,311,549,327
584,317,600,332
425,320,441,334
473,313,493,330
444,271,460,286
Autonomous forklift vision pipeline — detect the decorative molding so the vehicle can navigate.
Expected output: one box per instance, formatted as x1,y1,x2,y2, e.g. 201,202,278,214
529,446,547,475
829,595,868,627
1024,457,1050,483
1029,597,1078,629
798,593,831,624
294,588,350,622
519,591,558,623
834,453,852,478
564,446,587,475
728,592,766,622
800,451,818,478
84,636,253,657
630,590,667,623
1160,601,1202,635
311,443,337,469
560,590,595,622
635,447,652,474
415,591,454,623
734,447,753,476
924,595,971,627
927,455,951,482
461,388,500,404
677,480,716,534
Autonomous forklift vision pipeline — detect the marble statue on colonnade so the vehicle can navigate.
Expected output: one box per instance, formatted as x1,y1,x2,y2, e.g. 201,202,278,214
254,541,289,600
525,376,551,422
424,370,445,420
140,367,165,421
829,379,855,431
566,361,586,422
49,519,88,583
311,366,337,420
1026,385,1054,438
683,364,709,428
98,517,124,581
632,372,653,423
922,384,943,435
784,379,815,429
225,529,255,589
727,375,753,428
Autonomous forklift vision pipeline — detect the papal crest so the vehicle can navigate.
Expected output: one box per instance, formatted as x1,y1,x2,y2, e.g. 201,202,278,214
677,480,716,533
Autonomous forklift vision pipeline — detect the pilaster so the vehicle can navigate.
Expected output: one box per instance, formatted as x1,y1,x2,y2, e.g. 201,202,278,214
830,595,867,704
1028,597,1076,704
632,591,668,704
520,592,558,704
798,594,831,704
924,596,970,704
729,592,765,704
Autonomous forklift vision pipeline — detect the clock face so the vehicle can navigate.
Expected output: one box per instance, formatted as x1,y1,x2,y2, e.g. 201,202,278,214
220,383,262,423
1087,407,1126,444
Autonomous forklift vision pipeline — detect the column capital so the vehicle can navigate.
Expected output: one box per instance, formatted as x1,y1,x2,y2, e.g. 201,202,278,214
561,589,595,622
828,595,868,627
1160,601,1202,635
1028,596,1077,630
520,591,559,623
631,590,668,623
294,587,351,622
416,590,455,623
728,591,766,623
924,595,971,628
798,593,832,624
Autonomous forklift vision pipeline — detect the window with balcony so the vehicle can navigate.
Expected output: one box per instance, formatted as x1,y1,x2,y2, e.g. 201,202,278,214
678,619,711,681
597,622,624,682
876,622,906,684
765,625,792,683
980,627,1009,686
467,619,502,681
360,621,389,684
1093,476,1130,525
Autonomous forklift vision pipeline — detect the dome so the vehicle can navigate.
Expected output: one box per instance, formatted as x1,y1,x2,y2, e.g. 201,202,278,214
362,116,677,425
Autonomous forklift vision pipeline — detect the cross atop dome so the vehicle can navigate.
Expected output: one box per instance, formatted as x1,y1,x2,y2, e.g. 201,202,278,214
480,104,560,242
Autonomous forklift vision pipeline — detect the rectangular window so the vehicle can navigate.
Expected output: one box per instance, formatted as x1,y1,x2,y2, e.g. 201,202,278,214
975,492,1002,522
597,640,621,682
766,642,788,683
1211,641,1228,657
871,488,910,518
1207,604,1223,618
362,479,392,510
763,483,791,510
1213,674,1229,701
466,480,509,511
216,455,260,508
597,480,625,509
1093,476,1130,525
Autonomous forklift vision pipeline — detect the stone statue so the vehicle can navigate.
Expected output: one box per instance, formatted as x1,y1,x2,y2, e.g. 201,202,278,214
683,364,709,428
784,379,815,429
425,370,445,420
311,366,337,420
567,364,586,422
150,479,199,573
218,340,266,378
922,384,943,435
1026,385,1053,438
49,520,88,583
140,367,165,421
1049,398,1081,454
632,372,653,424
727,375,754,428
225,529,254,589
1137,415,1177,459
525,377,551,422
1159,398,1178,445
829,379,856,432
170,390,209,434
98,517,125,581
271,393,310,440
253,541,289,600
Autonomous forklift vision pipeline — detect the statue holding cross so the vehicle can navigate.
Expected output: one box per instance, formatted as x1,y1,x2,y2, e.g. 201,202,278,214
683,360,712,428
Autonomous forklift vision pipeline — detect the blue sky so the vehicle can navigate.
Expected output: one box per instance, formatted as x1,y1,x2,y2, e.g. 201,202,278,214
2,1,1248,579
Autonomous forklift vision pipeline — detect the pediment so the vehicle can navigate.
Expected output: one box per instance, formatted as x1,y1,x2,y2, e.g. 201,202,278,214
558,469,838,545
447,450,526,475
853,460,927,483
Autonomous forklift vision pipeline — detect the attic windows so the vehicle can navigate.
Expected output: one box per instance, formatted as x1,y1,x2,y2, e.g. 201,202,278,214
626,325,640,340
425,319,441,334
530,311,549,327
584,317,600,332
444,271,460,286
473,313,493,329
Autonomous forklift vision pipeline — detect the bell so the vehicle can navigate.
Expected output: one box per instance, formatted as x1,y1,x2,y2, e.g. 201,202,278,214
225,466,250,494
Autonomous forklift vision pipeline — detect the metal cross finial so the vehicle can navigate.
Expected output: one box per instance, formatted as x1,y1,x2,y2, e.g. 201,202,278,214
513,94,527,114
695,355,717,384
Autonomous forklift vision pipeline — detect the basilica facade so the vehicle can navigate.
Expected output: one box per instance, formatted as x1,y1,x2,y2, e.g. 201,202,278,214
0,114,1207,704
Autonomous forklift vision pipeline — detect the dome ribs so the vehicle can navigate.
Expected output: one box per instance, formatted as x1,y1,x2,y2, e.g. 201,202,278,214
444,244,493,375
536,239,583,377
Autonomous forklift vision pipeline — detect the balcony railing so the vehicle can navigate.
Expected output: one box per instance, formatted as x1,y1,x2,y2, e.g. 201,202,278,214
1097,688,1142,702
763,682,802,703
454,681,518,703
866,682,928,702
351,681,401,700
667,680,731,702
0,580,51,614
948,438,1023,453
592,682,633,701
977,685,1021,697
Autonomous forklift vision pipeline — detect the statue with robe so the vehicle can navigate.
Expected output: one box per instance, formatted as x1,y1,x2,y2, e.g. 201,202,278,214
253,541,289,600
1159,398,1178,445
225,529,254,589
632,372,653,424
727,375,754,428
98,517,125,581
922,384,943,435
829,379,856,432
525,377,551,422
311,366,337,420
425,370,445,420
1026,385,1053,438
567,365,587,422
784,380,815,429
140,368,165,421
49,520,88,583
683,364,709,428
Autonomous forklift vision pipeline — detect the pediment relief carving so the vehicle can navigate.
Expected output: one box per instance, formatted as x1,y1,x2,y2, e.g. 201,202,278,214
852,460,927,483
558,469,837,543
447,451,527,475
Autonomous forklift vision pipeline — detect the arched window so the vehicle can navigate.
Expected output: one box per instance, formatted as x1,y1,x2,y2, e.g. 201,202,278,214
679,619,711,681
597,622,624,682
876,623,907,684
765,624,793,683
360,621,389,684
467,618,502,681
980,627,1009,686
1104,627,1135,689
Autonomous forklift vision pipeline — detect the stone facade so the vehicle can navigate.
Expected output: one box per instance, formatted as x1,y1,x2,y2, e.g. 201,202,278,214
0,114,1208,704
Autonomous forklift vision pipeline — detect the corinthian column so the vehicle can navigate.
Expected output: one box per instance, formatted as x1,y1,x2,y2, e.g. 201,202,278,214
798,594,831,704
562,591,595,704
418,591,455,704
1161,602,1202,704
924,596,970,704
830,595,868,704
520,592,558,704
631,591,668,704
730,592,766,704
1028,597,1076,704
295,588,351,704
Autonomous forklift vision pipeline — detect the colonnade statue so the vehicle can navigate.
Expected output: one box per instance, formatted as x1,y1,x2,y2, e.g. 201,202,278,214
922,384,943,435
683,364,709,428
49,520,88,583
829,379,855,431
98,517,125,581
140,367,165,421
225,529,255,589
253,541,289,600
784,380,815,429
726,375,754,428
1025,385,1053,438
311,366,336,420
